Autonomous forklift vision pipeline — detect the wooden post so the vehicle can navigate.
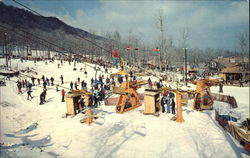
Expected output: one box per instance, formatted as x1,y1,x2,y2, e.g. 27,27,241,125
86,108,93,125
176,93,185,123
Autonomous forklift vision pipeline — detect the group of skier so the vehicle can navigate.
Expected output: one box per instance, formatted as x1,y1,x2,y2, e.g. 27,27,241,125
161,92,176,115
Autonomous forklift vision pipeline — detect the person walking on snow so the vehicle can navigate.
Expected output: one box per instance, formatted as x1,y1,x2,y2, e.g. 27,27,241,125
22,80,25,88
161,94,166,113
171,98,176,114
81,80,84,90
166,94,171,113
50,77,54,86
219,83,223,93
39,89,46,105
60,75,64,84
239,79,243,87
42,75,45,82
148,78,151,85
74,81,78,90
31,76,35,86
17,81,22,94
27,89,33,100
46,78,50,86
70,81,73,90
93,89,100,108
43,81,47,89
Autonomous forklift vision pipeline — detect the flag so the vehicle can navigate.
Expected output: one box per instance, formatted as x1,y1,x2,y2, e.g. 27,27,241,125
126,46,131,50
153,47,160,52
112,49,118,58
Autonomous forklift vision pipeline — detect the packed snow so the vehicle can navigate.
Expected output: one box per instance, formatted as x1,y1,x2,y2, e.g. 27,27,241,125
0,58,249,158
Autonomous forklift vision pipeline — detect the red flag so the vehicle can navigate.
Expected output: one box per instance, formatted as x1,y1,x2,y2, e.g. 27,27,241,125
112,49,118,57
126,46,131,50
153,47,160,52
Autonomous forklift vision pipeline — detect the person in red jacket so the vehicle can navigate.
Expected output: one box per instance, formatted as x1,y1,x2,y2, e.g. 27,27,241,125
61,89,65,102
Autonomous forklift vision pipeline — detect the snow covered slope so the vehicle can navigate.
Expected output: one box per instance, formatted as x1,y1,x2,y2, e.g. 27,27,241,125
0,59,249,158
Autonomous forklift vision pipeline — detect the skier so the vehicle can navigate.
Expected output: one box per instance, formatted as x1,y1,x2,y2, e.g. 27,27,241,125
43,81,47,89
81,80,84,90
31,76,35,86
61,89,65,102
27,89,33,100
41,75,45,82
149,81,153,89
100,87,105,101
84,70,87,78
27,82,32,91
91,78,94,86
39,89,46,105
70,81,73,90
239,79,243,87
125,75,128,82
39,92,44,105
78,96,85,112
74,81,78,90
219,83,223,93
106,77,110,84
129,71,133,79
60,75,64,84
50,77,54,86
148,78,151,85
37,78,40,85
171,98,176,115
93,88,100,108
156,82,161,89
22,80,25,88
161,94,166,113
46,78,50,86
17,81,22,94
166,94,171,113
58,63,60,68
99,75,103,83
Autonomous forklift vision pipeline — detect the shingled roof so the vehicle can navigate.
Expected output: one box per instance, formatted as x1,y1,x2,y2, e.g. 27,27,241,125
213,56,249,67
221,66,245,73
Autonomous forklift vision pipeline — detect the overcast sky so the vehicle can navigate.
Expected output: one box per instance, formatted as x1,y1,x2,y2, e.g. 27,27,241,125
3,0,249,51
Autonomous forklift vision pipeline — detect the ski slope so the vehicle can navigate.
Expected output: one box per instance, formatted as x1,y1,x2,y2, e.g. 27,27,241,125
0,59,249,158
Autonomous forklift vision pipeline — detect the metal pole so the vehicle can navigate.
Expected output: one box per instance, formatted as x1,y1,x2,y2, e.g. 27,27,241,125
4,33,8,67
184,48,187,86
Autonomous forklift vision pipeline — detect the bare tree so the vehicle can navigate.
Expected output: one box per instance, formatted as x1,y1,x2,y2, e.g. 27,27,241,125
179,27,190,49
237,31,249,55
155,9,165,71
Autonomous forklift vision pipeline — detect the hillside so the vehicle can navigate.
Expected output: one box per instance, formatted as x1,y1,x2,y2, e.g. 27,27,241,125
0,2,104,40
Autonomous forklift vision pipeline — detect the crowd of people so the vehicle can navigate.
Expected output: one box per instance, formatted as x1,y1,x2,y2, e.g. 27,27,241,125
15,57,230,118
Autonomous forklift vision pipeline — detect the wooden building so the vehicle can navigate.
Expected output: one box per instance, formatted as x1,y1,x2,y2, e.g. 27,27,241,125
207,56,249,74
219,66,249,82
207,56,249,82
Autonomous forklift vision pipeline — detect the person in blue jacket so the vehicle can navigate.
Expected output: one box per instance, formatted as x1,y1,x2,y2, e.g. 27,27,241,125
161,95,166,113
166,94,171,113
